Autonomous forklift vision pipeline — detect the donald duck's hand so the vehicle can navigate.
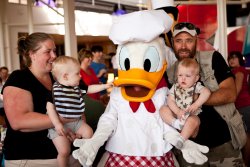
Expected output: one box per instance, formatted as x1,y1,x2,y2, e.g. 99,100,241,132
164,131,209,165
181,140,209,165
72,138,99,167
72,112,115,166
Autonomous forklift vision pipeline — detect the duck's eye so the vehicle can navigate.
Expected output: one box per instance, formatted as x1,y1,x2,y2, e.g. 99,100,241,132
119,46,130,71
143,46,160,72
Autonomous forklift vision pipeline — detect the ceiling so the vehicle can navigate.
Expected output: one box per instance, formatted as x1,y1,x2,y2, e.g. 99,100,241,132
72,0,250,14
52,34,111,45
74,0,146,14
52,0,250,45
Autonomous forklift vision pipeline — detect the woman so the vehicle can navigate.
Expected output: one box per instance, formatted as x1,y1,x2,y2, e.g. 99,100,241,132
2,32,80,167
228,51,250,166
78,48,101,100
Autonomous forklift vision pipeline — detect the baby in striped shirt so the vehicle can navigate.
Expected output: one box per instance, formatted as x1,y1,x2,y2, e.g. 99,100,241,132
47,56,113,167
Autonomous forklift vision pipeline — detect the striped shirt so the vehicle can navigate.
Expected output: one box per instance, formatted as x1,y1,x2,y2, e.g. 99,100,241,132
52,82,87,119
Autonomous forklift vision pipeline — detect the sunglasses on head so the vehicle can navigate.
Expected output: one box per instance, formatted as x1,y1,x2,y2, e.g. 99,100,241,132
174,22,200,34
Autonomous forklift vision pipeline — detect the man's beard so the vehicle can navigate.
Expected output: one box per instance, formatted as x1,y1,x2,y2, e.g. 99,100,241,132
176,49,196,60
174,44,197,60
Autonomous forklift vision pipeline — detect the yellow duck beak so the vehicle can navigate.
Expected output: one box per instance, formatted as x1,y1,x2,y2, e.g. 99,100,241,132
114,63,167,102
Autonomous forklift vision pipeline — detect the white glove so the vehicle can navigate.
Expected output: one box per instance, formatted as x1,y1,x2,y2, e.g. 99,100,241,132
181,140,209,165
164,131,209,165
73,125,114,166
72,138,99,167
73,103,117,166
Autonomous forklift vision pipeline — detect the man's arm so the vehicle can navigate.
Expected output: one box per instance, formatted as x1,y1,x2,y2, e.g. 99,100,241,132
204,51,237,106
204,75,236,106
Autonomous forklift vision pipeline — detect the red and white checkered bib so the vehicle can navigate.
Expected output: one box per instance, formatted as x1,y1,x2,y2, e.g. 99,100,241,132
105,152,175,167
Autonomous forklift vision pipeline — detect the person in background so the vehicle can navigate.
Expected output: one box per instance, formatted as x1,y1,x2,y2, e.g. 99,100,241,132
0,67,9,85
160,58,211,149
228,51,250,166
1,32,80,167
166,22,245,166
47,56,112,167
0,66,9,125
78,49,110,167
90,45,108,85
78,48,101,100
0,76,3,123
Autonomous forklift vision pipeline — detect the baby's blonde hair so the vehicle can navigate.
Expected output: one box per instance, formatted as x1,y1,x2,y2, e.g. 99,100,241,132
52,56,80,81
178,58,200,75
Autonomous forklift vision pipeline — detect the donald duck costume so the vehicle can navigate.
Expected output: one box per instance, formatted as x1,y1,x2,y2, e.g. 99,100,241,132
73,8,209,167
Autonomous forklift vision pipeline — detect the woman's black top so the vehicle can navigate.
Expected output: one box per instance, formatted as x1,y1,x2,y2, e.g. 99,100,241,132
2,68,57,160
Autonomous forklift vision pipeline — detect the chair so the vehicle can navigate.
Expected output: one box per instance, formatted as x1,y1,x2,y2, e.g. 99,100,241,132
83,94,106,131
83,94,107,167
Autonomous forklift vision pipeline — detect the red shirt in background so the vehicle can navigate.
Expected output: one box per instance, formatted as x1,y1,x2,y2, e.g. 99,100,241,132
80,68,100,100
232,66,250,109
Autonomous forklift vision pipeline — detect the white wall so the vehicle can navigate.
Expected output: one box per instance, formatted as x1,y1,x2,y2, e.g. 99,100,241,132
2,2,113,71
4,3,64,71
